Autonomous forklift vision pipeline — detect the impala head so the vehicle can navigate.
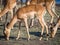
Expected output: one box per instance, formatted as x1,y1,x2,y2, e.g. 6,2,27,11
48,22,56,38
49,16,60,38
3,22,11,40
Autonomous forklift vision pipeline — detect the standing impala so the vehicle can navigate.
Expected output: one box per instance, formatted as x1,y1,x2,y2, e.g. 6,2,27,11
0,0,17,19
4,4,49,40
27,0,58,27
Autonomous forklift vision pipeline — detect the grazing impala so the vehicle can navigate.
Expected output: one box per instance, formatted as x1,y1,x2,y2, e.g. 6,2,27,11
27,0,58,27
4,4,49,40
49,16,60,38
0,0,17,19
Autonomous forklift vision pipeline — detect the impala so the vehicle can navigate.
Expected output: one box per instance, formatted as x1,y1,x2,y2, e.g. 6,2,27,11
4,4,49,40
27,0,58,27
0,0,17,19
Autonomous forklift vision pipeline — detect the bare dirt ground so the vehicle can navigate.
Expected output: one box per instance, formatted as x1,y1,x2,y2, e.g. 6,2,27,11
0,5,60,45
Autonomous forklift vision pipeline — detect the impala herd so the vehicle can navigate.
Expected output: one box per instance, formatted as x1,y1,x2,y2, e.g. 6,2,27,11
0,0,60,41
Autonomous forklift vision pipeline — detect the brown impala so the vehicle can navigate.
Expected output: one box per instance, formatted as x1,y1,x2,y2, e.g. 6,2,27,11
4,4,49,40
0,0,17,19
27,0,58,27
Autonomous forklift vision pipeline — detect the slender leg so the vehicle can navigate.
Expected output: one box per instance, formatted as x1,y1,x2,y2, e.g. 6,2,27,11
10,9,14,29
29,18,34,28
4,13,9,29
42,15,49,40
29,13,35,28
38,17,45,40
16,30,21,40
0,8,2,20
0,6,9,21
46,1,58,23
16,21,21,40
0,5,9,18
10,9,13,19
47,7,54,23
51,0,56,13
38,10,49,40
24,18,30,40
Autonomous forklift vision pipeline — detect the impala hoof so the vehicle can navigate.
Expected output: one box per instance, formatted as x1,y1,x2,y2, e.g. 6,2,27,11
16,37,19,40
39,37,42,41
29,25,33,28
6,38,9,41
28,36,30,41
28,38,30,41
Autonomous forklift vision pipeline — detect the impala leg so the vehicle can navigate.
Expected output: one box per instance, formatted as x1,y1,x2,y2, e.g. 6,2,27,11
38,16,49,40
24,18,30,40
45,25,49,40
0,5,9,18
4,13,9,30
42,16,49,40
52,1,55,13
10,9,13,19
46,3,55,23
29,13,34,28
0,7,9,21
16,22,21,40
4,15,18,40
16,30,21,40
48,9,54,23
0,8,2,21
38,9,49,40
29,18,34,28
38,17,45,40
10,9,14,29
